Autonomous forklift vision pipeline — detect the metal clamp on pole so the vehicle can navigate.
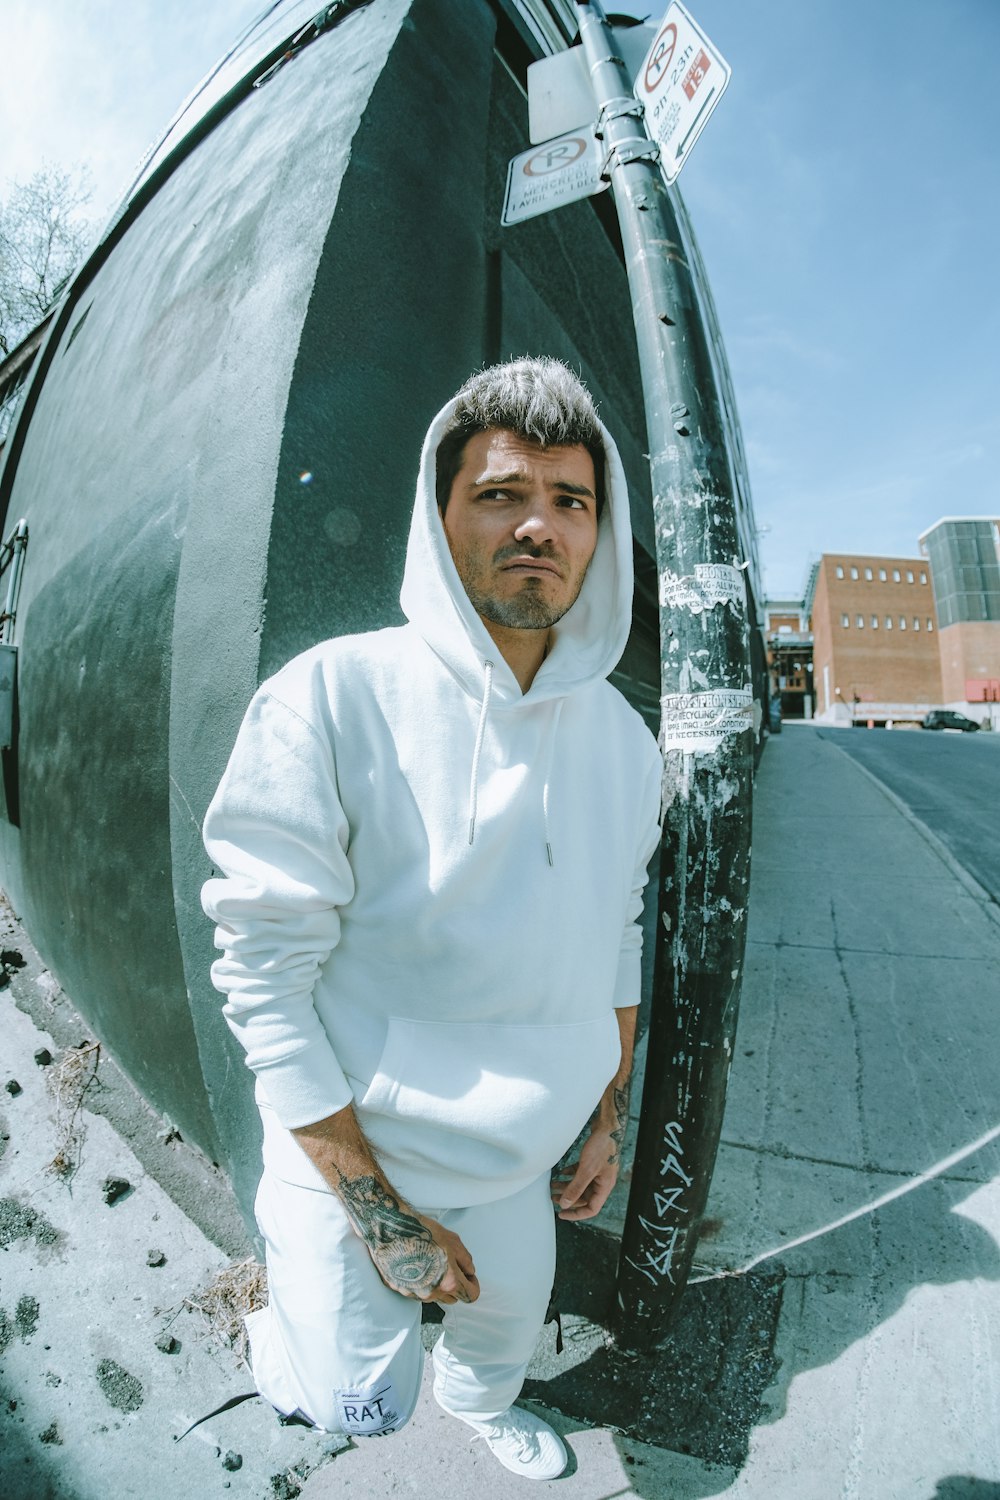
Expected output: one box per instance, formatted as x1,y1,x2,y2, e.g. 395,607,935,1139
600,140,660,180
596,96,647,135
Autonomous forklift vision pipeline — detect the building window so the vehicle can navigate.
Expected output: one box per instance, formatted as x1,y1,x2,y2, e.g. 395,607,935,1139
920,571,927,584
927,618,934,631
879,568,887,581
835,565,844,579
893,569,901,582
906,570,914,583
899,617,907,629
841,614,850,627
865,567,873,580
913,618,920,631
886,616,893,629
871,615,879,628
856,615,864,628
850,567,859,580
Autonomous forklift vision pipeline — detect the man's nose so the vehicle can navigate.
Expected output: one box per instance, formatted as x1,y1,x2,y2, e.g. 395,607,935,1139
513,501,556,544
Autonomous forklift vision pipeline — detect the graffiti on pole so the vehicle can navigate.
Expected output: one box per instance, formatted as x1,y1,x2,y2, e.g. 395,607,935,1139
623,1119,692,1286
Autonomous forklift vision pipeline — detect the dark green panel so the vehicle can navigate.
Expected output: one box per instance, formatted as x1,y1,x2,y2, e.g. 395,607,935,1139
261,0,497,672
18,493,216,1144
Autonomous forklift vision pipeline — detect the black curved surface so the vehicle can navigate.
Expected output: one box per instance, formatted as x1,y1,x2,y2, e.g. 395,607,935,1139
0,0,758,1228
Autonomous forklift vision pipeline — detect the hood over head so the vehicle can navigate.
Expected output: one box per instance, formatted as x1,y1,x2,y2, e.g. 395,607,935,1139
399,387,636,708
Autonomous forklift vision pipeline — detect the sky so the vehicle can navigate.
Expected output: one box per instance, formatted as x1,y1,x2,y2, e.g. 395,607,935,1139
2,0,998,598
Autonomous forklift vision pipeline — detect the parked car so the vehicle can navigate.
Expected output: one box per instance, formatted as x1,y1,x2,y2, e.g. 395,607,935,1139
922,710,980,732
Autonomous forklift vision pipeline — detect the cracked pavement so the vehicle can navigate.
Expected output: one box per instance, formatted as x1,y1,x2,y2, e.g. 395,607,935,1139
1,724,999,1498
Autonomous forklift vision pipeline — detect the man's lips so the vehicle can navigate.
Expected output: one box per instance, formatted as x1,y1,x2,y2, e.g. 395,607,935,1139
499,557,563,577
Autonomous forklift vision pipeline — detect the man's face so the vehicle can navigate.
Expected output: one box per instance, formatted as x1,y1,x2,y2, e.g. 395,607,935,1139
440,428,599,633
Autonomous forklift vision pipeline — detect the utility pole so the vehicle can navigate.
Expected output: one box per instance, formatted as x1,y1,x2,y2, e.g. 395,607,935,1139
574,1,754,1349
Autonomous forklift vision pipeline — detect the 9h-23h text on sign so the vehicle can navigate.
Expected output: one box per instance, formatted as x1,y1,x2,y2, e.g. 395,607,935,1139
636,0,731,184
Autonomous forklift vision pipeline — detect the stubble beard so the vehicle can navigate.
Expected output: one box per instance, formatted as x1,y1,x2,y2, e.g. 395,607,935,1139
465,579,568,632
464,552,594,631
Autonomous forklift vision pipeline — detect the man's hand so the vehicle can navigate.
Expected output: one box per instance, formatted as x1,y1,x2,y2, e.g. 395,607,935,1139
552,1006,636,1223
336,1174,480,1305
551,1123,621,1221
291,1103,479,1304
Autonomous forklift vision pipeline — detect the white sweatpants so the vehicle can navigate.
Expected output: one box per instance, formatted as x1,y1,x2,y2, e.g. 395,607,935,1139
245,1166,557,1437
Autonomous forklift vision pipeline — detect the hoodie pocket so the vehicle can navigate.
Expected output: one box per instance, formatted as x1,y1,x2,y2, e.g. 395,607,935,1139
356,1012,620,1198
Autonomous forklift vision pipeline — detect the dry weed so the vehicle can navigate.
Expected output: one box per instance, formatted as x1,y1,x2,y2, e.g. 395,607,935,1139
182,1257,268,1368
45,1041,101,1180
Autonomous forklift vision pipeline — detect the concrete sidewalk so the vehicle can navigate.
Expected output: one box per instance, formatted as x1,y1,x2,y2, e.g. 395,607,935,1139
2,725,999,1499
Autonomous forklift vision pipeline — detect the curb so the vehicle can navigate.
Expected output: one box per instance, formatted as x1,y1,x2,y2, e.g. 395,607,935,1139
824,736,1000,930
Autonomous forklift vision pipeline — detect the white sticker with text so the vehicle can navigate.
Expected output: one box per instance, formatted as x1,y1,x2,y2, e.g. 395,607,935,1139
660,687,754,753
335,1381,402,1436
660,563,745,613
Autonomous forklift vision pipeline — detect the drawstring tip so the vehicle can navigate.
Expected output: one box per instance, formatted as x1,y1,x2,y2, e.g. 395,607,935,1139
546,842,554,867
468,819,476,845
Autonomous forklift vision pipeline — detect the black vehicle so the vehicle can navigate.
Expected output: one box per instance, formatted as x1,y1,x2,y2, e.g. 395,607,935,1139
922,710,980,732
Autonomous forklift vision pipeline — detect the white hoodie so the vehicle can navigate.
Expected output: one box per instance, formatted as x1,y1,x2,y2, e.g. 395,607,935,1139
201,395,662,1208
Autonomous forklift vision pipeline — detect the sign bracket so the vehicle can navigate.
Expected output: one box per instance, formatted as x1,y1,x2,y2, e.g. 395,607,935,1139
596,97,646,132
600,140,660,180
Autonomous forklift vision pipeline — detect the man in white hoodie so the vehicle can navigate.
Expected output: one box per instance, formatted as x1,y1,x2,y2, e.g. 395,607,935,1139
201,358,662,1480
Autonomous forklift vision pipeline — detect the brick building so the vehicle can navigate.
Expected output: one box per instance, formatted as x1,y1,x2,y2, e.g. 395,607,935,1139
919,517,1000,712
811,554,941,725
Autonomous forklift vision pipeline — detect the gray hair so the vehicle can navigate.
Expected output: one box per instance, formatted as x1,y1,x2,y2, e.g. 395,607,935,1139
436,357,606,515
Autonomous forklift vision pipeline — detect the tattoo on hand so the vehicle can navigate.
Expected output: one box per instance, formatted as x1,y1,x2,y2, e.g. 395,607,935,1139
336,1173,447,1296
608,1083,630,1165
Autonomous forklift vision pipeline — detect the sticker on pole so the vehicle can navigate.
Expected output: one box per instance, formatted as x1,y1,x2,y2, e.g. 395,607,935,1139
660,563,746,614
660,687,754,753
501,126,609,227
636,1,731,183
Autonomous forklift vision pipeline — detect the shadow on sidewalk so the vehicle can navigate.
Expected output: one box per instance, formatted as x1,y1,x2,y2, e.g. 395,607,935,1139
0,1369,81,1500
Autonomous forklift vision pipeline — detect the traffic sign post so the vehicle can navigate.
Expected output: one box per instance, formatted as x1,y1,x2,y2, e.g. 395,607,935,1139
501,127,609,227
635,1,731,183
502,2,727,232
525,24,656,144
570,0,754,1350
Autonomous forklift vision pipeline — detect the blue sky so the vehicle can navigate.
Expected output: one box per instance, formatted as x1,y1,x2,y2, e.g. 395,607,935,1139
3,1,997,598
616,0,1000,594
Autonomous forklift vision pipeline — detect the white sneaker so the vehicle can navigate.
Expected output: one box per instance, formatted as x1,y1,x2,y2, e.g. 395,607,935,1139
459,1405,568,1480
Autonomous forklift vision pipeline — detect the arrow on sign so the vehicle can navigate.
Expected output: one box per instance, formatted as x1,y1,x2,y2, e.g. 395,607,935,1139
675,86,716,158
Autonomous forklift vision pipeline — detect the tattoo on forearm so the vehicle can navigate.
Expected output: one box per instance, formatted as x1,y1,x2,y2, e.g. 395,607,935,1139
336,1173,449,1296
608,1082,630,1165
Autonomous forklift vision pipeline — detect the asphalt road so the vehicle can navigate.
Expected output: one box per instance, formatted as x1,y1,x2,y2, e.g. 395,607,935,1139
816,724,1000,903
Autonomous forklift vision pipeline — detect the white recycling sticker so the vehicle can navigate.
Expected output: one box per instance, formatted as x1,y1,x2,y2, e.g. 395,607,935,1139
660,687,754,753
660,563,745,613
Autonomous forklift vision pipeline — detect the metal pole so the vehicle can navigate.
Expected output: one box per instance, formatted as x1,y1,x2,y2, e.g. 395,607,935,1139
0,520,28,643
574,1,754,1349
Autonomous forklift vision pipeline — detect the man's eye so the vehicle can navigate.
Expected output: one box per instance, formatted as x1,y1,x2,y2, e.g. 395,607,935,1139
478,489,510,501
558,495,587,509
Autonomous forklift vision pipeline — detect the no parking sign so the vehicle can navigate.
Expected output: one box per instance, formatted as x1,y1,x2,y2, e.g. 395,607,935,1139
636,1,731,182
501,126,609,227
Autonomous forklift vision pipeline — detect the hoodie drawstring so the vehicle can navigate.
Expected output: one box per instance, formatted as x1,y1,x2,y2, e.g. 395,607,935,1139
541,698,563,866
468,659,494,845
467,659,562,866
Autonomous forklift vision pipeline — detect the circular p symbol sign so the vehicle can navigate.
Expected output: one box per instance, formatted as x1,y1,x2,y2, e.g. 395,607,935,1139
524,137,587,176
644,22,677,92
